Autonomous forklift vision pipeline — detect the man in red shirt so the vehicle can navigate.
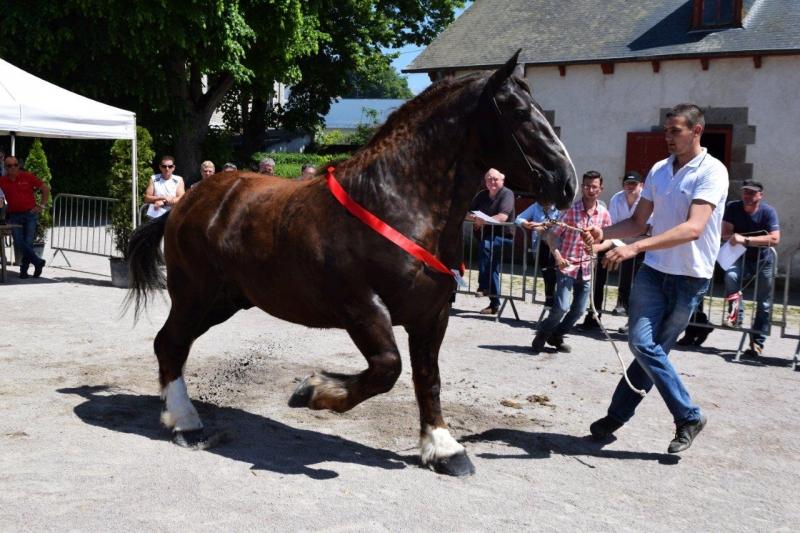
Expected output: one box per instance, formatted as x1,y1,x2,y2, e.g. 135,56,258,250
0,156,50,279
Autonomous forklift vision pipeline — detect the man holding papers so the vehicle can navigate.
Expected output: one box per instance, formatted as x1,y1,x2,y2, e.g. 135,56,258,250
720,180,780,356
465,169,515,315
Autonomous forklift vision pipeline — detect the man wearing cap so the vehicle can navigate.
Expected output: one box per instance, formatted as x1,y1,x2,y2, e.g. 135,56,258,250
720,179,780,356
578,170,650,332
0,156,50,279
609,171,650,329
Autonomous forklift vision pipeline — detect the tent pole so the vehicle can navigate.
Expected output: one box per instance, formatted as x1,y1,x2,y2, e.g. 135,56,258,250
10,133,15,156
131,120,138,230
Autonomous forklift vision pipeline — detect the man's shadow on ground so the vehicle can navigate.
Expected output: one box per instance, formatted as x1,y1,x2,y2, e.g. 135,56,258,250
58,385,413,480
672,342,795,368
460,428,679,466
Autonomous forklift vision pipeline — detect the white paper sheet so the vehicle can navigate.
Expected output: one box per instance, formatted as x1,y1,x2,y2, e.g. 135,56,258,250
716,240,746,271
471,211,501,224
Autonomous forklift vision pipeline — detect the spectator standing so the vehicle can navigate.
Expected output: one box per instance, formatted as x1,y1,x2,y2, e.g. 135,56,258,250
144,156,185,218
464,169,515,315
259,157,275,175
720,179,780,356
221,162,237,172
200,161,215,180
297,163,317,181
531,171,612,354
0,148,6,176
0,156,50,278
191,161,215,189
583,104,728,454
515,202,560,306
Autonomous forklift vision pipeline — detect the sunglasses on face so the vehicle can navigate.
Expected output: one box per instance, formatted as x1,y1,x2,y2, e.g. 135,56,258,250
160,164,175,169
6,163,19,168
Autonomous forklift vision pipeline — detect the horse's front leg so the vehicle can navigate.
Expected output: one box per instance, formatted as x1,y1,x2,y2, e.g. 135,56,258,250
289,298,402,412
406,304,475,477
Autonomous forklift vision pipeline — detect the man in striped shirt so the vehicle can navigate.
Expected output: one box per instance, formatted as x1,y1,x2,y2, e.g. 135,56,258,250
531,171,612,354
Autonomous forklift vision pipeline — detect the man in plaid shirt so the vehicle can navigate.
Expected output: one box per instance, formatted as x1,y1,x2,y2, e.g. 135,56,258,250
531,171,612,354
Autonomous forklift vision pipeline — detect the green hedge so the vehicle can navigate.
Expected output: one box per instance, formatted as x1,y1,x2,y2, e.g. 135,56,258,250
249,152,354,179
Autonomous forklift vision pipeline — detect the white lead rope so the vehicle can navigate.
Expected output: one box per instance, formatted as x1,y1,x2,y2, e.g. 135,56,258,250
547,218,647,398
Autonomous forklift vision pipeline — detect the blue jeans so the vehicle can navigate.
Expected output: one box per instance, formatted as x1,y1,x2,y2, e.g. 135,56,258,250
9,212,42,272
607,265,708,426
724,257,773,348
539,270,590,338
478,233,514,308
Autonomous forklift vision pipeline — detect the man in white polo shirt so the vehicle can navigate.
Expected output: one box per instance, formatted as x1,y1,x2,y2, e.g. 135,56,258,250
582,104,728,454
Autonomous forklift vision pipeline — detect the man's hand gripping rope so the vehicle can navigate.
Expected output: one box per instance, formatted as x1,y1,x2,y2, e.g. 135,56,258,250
547,217,647,398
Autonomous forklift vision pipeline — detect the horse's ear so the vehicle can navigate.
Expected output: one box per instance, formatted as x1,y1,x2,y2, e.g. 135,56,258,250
487,49,522,93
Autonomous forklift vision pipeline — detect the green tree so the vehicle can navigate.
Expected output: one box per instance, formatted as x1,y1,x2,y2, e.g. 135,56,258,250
1,0,462,180
107,126,156,258
345,66,414,99
24,139,53,244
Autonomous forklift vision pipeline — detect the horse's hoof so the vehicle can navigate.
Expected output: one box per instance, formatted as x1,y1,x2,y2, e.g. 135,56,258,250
288,375,314,408
172,429,207,448
432,452,476,477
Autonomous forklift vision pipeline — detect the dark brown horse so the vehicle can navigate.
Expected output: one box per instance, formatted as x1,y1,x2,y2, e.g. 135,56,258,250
126,51,576,476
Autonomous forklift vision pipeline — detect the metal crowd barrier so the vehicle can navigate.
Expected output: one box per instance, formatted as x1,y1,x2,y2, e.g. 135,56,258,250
49,194,121,266
780,248,800,370
671,246,779,361
459,221,529,321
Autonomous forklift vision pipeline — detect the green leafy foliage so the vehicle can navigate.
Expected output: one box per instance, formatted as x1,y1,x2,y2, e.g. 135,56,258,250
248,152,353,179
344,66,414,99
107,127,156,257
24,139,54,244
0,0,463,182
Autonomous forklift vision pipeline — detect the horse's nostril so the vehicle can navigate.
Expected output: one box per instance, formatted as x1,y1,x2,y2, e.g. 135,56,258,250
563,179,575,199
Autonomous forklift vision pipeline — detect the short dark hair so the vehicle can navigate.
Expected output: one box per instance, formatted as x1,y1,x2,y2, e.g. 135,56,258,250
583,170,602,186
160,155,175,165
666,104,705,133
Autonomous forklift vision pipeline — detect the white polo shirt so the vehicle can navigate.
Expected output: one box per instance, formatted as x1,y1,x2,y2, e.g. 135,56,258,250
642,148,728,279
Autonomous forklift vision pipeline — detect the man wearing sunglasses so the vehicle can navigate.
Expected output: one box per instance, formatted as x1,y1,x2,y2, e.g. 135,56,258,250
144,156,185,218
0,156,50,279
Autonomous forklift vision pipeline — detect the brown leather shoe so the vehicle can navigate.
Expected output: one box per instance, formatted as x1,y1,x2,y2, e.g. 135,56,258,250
479,306,499,315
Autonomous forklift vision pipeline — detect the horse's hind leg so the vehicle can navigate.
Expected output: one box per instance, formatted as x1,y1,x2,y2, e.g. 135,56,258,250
156,291,240,446
406,304,475,477
289,298,402,413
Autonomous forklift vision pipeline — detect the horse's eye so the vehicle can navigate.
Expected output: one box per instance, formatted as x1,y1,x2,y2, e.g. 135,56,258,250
513,109,527,120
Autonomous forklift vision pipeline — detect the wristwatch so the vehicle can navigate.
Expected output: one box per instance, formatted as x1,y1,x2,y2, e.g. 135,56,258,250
745,237,750,245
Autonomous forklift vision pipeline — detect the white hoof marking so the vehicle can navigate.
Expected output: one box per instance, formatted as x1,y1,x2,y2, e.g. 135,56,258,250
420,427,465,465
161,377,203,431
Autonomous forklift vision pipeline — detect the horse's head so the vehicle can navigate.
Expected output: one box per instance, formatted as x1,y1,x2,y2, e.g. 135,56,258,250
477,50,577,210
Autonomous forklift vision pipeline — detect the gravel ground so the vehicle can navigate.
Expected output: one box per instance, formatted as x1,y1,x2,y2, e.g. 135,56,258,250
1,250,799,531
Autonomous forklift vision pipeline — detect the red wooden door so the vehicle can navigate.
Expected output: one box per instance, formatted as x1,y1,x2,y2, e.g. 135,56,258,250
625,132,670,179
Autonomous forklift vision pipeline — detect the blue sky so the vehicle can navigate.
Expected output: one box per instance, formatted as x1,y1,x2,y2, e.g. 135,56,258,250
388,4,470,95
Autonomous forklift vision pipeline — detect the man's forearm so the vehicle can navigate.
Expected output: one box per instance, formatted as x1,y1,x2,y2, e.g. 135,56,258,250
602,217,648,241
627,222,702,255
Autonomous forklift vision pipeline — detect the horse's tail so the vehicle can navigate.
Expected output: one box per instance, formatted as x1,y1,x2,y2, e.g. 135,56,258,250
122,212,170,323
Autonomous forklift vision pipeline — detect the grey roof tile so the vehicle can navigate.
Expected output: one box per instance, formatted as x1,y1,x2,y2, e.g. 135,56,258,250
406,0,800,72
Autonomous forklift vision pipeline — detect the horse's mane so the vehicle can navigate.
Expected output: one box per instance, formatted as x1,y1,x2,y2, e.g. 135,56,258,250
366,72,486,148
332,72,488,192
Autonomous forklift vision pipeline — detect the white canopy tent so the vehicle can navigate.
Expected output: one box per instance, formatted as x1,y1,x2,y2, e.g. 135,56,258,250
0,58,139,229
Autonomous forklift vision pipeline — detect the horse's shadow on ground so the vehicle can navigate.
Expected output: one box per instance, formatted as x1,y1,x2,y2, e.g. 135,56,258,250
58,385,413,479
461,428,679,466
450,307,532,329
